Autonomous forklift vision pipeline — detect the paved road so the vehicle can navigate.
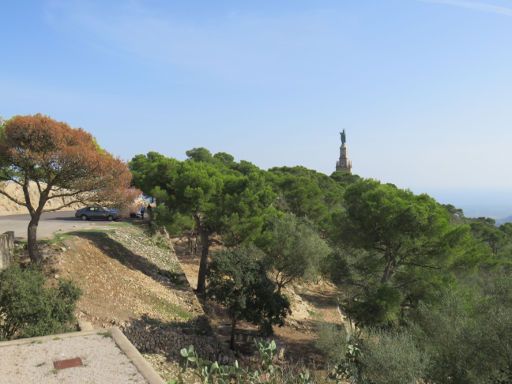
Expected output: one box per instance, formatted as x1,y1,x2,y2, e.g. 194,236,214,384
0,211,120,240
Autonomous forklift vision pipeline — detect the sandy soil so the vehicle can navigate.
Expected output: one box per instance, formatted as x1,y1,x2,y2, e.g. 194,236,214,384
0,333,148,384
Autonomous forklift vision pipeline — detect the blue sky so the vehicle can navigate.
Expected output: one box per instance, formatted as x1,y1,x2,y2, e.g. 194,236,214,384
2,0,512,217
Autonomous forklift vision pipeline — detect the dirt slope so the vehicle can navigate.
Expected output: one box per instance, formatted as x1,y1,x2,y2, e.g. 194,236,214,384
47,224,345,381
50,224,227,381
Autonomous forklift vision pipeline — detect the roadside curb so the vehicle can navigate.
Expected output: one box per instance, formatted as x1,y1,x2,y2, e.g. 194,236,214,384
110,327,166,384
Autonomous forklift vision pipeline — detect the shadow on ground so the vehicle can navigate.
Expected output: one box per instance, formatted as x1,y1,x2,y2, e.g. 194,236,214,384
69,231,189,292
46,216,82,221
298,291,338,309
122,314,234,364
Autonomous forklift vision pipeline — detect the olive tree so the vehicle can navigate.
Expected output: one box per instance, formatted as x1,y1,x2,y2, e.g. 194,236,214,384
259,213,331,292
207,246,290,349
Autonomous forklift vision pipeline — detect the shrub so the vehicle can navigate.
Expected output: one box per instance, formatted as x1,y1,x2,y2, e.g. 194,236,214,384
359,330,428,384
413,278,512,384
315,323,349,365
207,246,290,349
259,213,331,291
0,265,81,340
345,284,402,327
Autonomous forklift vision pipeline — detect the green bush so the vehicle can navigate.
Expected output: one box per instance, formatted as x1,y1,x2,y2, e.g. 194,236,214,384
359,330,428,384
413,277,512,384
345,284,402,327
207,246,290,349
315,323,349,365
0,265,81,340
258,213,331,291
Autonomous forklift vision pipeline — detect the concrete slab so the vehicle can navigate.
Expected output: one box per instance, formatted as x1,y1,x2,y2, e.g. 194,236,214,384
0,328,165,384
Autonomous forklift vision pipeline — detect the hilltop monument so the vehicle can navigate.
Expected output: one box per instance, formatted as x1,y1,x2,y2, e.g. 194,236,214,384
336,129,352,174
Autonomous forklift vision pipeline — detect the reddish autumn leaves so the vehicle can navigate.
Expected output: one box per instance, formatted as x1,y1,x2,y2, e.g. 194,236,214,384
0,114,138,262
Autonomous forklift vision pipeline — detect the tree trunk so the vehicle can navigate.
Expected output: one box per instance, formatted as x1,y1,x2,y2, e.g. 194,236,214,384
275,270,283,294
196,227,209,295
230,316,237,350
381,253,395,283
27,214,42,264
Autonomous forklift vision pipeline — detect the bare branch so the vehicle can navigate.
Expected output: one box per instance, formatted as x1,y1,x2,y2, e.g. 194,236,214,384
43,199,84,212
402,261,440,270
346,280,371,290
0,188,27,207
21,176,35,215
374,245,387,253
49,185,66,192
47,190,89,200
0,177,23,188
11,178,24,187
394,279,420,289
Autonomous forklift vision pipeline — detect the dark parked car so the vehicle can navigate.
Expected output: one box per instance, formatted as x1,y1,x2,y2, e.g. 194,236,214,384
75,207,120,221
129,211,142,219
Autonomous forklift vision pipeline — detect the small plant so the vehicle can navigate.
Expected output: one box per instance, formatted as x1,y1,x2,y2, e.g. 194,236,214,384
256,339,278,374
179,344,244,384
179,345,198,371
298,370,314,384
329,339,362,383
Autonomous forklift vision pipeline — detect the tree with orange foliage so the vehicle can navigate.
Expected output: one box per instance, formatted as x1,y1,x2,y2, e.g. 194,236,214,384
0,114,137,263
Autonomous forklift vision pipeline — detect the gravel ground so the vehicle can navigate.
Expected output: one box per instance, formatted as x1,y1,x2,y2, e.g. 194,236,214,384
0,333,148,384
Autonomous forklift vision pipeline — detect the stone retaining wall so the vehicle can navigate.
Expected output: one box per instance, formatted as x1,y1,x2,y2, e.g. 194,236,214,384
0,231,14,270
122,318,233,364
